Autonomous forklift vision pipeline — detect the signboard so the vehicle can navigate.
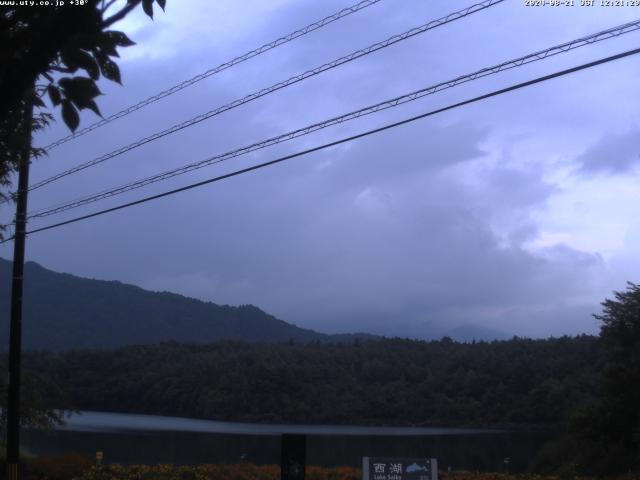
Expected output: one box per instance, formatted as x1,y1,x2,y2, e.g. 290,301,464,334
362,458,437,480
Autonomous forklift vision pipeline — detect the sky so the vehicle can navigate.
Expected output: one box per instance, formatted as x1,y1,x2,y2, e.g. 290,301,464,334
2,0,640,339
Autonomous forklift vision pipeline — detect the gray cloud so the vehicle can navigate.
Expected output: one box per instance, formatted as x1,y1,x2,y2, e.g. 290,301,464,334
126,125,603,339
2,0,639,341
577,128,640,174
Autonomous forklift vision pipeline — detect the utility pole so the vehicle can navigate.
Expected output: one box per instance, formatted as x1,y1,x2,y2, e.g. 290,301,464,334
5,100,33,480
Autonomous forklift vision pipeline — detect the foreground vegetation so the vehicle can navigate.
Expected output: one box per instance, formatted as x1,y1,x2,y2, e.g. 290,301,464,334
22,456,640,480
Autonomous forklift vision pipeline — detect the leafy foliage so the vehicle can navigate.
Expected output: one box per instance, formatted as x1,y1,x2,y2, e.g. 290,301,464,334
25,453,95,480
21,456,640,480
21,458,640,480
559,283,640,475
0,365,71,437
0,0,167,217
0,90,51,208
0,0,167,127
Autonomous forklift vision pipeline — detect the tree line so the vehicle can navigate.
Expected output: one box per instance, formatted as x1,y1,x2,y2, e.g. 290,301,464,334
18,335,602,429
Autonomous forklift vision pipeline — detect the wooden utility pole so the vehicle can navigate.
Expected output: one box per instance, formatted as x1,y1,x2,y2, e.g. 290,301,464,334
5,100,33,480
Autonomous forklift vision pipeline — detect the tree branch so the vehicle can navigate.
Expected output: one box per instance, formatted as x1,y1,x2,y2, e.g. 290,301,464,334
101,0,118,14
50,66,73,73
102,1,140,28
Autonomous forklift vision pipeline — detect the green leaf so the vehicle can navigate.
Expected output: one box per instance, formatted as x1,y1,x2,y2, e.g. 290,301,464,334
104,31,136,47
96,35,119,58
33,96,46,108
142,0,153,18
61,49,100,80
75,50,100,80
84,100,102,117
98,56,121,84
59,77,103,115
59,77,102,103
47,85,61,106
60,51,79,73
74,32,104,52
61,100,79,132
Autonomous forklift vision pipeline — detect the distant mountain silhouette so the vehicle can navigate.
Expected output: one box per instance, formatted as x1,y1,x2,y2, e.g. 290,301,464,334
0,258,374,351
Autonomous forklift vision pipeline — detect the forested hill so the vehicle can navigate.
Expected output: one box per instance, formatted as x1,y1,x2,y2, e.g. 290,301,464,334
22,336,603,428
0,258,373,350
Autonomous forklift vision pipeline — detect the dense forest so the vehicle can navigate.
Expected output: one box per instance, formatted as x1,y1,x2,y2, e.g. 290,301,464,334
20,336,603,429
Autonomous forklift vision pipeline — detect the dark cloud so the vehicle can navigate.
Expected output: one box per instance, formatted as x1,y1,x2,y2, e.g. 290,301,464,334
577,128,640,174
122,128,603,338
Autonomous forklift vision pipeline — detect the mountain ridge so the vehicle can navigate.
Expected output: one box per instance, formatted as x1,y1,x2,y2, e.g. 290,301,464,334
0,258,375,351
0,258,506,350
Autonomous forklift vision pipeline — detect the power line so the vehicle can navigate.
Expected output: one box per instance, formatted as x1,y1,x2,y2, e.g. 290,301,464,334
27,18,640,220
41,0,385,151
10,46,639,242
26,0,505,194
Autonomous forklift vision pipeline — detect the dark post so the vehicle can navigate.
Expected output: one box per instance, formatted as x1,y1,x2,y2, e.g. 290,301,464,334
281,434,306,480
5,101,33,480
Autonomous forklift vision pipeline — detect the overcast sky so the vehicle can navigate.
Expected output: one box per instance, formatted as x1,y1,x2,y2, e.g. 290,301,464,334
2,0,639,338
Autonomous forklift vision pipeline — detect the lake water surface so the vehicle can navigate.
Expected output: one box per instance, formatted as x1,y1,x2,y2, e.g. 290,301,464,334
23,411,552,472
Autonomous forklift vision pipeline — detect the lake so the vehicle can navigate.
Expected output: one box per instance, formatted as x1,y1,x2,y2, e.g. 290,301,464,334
23,411,553,472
